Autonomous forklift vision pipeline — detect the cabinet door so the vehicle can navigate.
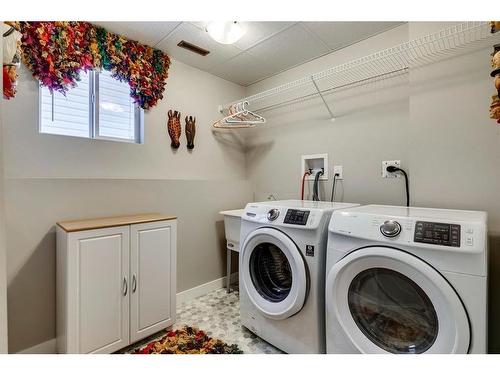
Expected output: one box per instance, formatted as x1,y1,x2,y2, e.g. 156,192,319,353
68,226,130,353
130,220,176,342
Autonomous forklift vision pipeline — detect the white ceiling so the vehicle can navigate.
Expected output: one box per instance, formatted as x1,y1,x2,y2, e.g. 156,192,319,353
94,21,404,86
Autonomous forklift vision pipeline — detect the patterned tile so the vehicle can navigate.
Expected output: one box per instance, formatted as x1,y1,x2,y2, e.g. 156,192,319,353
174,288,282,354
120,287,282,354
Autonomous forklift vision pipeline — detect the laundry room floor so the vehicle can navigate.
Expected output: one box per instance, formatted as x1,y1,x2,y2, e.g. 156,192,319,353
121,287,282,354
176,288,282,354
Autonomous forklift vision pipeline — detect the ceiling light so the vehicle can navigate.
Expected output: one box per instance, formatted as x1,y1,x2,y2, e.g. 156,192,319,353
206,21,245,44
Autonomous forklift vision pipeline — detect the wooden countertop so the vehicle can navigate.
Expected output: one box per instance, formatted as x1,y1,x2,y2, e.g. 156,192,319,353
57,213,177,232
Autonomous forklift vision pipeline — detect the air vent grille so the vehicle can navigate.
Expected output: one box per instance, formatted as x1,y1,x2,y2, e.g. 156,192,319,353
177,40,210,56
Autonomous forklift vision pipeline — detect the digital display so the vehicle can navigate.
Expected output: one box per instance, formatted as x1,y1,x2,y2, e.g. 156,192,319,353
414,221,460,247
284,209,310,225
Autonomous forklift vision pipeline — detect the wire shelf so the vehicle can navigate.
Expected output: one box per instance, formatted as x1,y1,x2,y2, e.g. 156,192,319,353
221,22,500,117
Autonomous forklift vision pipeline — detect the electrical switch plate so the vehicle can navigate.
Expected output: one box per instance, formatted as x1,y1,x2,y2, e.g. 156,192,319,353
382,160,401,178
333,165,343,180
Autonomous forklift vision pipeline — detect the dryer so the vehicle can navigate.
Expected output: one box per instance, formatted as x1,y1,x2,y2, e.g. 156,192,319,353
326,205,488,354
239,200,359,354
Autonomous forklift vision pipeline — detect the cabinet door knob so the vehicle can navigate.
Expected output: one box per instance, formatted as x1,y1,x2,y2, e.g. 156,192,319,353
132,275,137,293
123,277,128,296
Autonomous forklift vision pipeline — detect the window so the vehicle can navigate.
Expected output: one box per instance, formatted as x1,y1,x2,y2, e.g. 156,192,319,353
39,70,143,143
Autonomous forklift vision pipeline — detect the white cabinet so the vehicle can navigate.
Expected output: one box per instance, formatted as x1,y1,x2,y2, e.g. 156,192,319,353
56,214,177,354
130,221,176,342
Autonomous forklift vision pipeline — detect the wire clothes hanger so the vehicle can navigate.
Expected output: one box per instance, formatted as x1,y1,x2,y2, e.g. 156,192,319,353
212,101,266,129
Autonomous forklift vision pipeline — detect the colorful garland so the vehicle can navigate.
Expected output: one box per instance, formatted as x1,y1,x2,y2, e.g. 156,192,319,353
19,21,171,109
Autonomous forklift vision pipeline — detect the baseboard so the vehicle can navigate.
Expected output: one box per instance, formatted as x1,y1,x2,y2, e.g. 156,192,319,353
17,338,57,354
16,273,239,354
176,272,238,305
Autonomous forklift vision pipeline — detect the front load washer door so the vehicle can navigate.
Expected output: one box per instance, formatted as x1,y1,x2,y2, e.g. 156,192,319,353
241,228,308,320
326,247,470,354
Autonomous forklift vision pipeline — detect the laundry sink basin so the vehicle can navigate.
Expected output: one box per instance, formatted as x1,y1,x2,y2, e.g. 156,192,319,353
220,209,244,252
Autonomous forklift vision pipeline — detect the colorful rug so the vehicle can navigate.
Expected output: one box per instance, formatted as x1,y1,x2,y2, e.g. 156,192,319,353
132,326,243,354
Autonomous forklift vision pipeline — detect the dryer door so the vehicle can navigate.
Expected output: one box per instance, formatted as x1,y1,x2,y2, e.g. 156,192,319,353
326,246,470,354
241,228,308,320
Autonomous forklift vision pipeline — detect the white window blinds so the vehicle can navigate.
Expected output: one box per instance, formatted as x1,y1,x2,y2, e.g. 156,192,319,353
96,70,139,142
40,71,91,138
39,69,142,143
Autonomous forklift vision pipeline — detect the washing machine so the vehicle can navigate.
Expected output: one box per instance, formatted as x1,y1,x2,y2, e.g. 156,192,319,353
326,205,488,354
239,200,360,353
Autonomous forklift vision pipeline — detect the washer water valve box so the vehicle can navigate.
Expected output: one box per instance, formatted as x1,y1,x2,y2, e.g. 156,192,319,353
302,153,328,180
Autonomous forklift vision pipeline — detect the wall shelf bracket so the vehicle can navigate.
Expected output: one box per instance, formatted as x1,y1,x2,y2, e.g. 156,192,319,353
311,76,335,121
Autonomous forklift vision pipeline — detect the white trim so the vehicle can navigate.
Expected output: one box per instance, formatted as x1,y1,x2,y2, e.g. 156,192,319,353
17,273,238,354
176,273,238,305
17,338,57,354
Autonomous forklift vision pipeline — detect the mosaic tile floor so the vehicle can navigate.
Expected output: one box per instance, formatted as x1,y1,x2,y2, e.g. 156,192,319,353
121,287,282,354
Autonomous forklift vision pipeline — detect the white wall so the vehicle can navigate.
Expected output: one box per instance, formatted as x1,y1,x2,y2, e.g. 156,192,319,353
244,22,500,352
245,24,409,203
2,59,251,353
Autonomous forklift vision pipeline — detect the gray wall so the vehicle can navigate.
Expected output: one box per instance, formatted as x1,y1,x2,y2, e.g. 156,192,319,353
0,33,8,354
245,22,500,352
2,59,251,353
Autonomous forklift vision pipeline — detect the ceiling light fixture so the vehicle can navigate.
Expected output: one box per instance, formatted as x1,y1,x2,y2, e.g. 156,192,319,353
206,21,245,44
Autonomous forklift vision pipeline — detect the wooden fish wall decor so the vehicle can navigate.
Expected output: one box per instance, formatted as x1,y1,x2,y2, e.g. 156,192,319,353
185,116,196,150
167,110,182,149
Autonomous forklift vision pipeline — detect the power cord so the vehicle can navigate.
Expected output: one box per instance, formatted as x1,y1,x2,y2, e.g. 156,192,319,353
386,165,409,207
312,169,324,201
330,173,339,202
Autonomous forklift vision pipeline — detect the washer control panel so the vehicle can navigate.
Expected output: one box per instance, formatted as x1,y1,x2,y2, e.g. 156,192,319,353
284,209,310,225
414,221,461,247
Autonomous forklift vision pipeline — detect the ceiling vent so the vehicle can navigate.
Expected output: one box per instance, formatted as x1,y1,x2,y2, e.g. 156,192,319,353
177,40,210,56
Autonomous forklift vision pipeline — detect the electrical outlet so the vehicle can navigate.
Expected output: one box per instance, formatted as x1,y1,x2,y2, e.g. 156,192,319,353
333,165,343,180
382,160,401,178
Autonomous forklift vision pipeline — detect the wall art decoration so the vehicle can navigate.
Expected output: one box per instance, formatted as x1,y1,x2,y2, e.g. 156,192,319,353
185,116,196,150
167,110,182,149
18,21,171,109
3,22,22,99
490,43,500,124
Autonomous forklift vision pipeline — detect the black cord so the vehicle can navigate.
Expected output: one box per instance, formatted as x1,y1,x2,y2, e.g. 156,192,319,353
387,166,409,207
330,173,339,202
312,170,323,201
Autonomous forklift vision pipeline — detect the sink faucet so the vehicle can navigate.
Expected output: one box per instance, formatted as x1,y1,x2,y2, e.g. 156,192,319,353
267,194,277,201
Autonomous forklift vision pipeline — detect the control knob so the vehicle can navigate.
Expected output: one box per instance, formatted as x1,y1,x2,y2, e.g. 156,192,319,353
380,220,401,238
267,209,280,221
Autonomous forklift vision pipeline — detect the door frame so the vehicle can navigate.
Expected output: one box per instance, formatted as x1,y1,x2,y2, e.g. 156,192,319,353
326,246,470,354
241,227,308,320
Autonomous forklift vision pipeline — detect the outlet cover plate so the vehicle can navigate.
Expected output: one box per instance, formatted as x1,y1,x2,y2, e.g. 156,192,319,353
382,160,401,178
333,165,343,180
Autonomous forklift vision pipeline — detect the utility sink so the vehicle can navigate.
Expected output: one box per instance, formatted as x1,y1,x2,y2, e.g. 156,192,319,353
219,209,244,252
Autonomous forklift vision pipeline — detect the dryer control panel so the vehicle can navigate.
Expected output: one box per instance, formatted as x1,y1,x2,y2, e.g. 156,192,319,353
414,221,461,247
